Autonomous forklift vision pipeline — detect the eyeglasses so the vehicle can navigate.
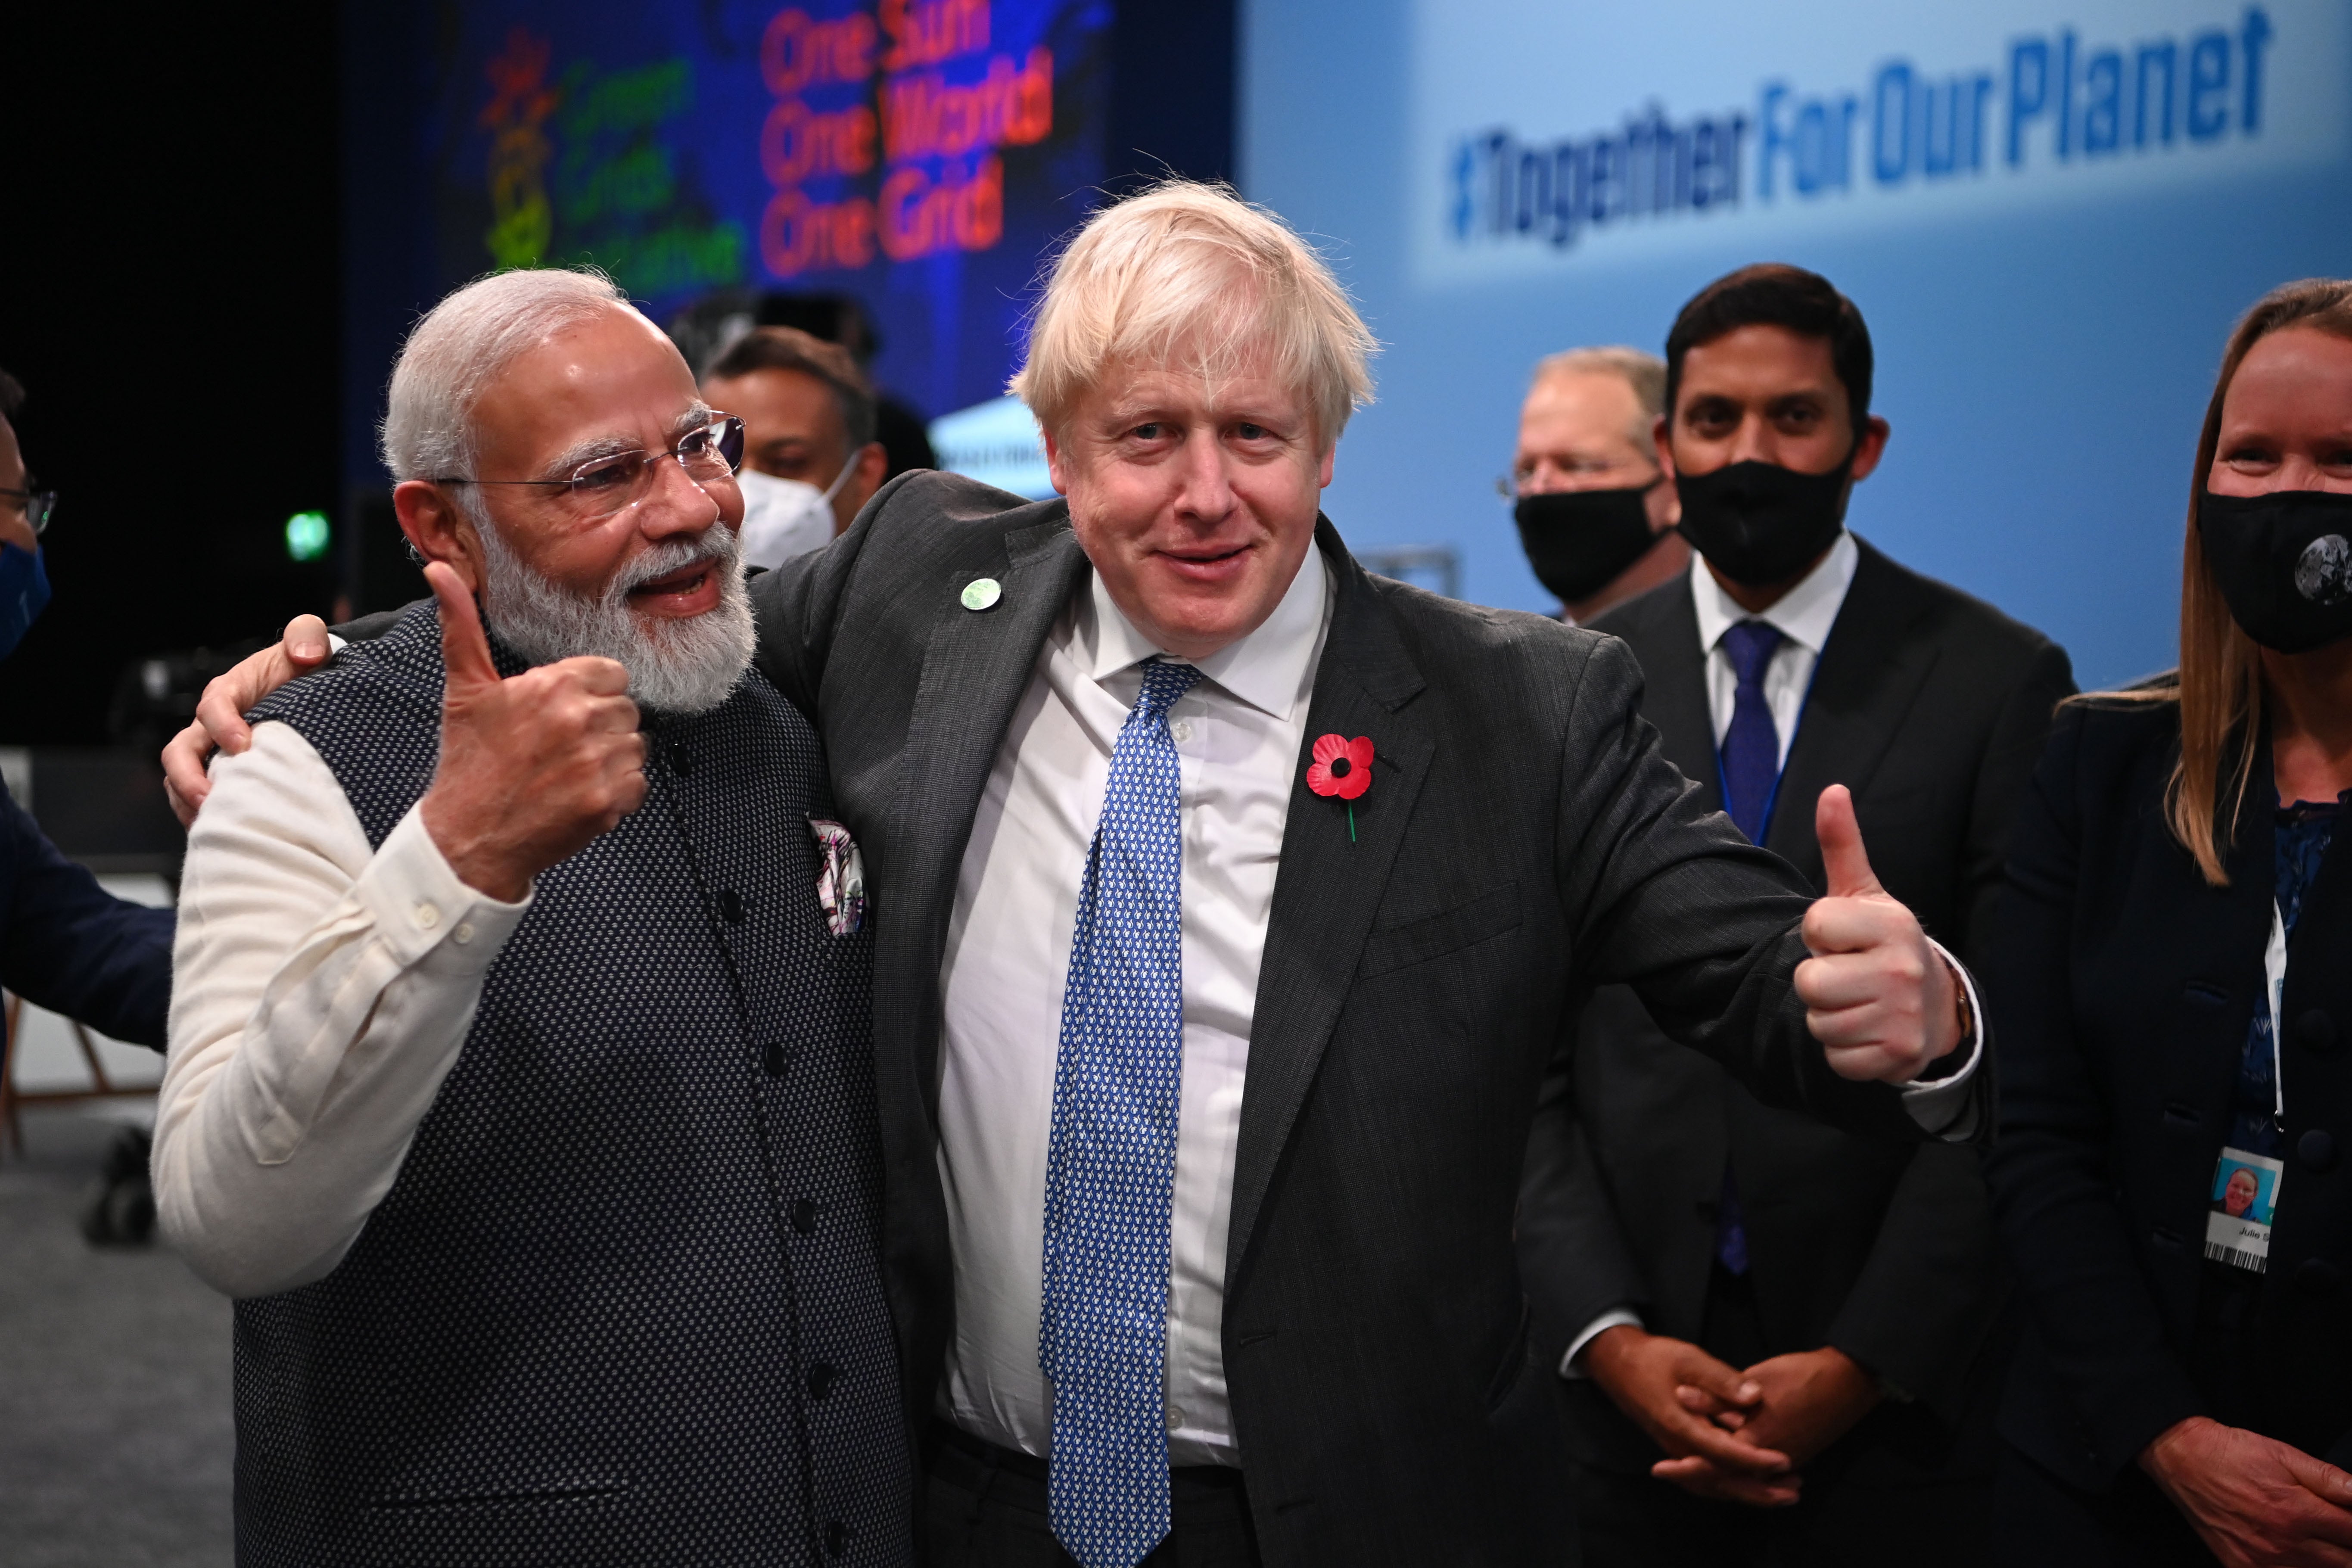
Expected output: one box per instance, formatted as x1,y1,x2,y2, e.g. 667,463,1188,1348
0,485,56,537
1495,464,1662,501
439,415,746,522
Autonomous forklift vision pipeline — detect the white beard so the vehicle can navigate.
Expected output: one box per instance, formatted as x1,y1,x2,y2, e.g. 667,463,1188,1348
474,521,756,716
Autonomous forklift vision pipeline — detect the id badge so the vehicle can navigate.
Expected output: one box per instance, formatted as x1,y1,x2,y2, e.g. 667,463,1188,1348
2205,1148,2286,1272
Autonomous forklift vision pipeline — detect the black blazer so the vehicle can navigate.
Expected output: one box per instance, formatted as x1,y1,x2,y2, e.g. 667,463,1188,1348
1987,698,2352,1491
0,778,173,1048
748,474,1977,1564
1521,538,2072,1471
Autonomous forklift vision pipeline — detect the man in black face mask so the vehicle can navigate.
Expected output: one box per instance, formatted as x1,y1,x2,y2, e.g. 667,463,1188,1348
1518,264,2076,1567
1507,346,1688,624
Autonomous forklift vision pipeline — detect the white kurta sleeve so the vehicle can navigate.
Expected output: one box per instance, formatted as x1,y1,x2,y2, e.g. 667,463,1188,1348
155,721,530,1297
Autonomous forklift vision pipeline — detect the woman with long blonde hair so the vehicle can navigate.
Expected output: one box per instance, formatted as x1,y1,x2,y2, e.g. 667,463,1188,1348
1988,279,2352,1565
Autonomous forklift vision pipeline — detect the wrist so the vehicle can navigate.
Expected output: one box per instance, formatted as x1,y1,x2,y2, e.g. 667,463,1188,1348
1584,1323,1649,1383
420,789,532,903
1817,1345,1881,1410
1591,1322,1648,1352
1910,944,1974,1080
2139,1415,2214,1481
1946,954,1972,1052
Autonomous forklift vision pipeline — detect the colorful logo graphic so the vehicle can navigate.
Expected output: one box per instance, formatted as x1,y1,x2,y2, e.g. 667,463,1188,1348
440,1,1106,419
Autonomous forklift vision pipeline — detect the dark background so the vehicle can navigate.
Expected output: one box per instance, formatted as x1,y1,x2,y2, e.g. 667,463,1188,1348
0,10,344,746
3,0,1232,750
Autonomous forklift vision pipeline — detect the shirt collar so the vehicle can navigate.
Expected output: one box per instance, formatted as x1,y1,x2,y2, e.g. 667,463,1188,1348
1078,540,1331,720
1689,529,1859,657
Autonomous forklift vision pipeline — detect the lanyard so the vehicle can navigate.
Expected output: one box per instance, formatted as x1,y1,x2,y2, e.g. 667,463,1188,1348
2266,899,2289,1129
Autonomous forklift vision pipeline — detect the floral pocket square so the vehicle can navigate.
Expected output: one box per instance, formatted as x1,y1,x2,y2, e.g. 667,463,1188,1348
808,818,867,936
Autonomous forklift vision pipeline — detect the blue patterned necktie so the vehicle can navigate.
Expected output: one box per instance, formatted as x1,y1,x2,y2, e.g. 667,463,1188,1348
1715,619,1785,1277
1041,656,1202,1568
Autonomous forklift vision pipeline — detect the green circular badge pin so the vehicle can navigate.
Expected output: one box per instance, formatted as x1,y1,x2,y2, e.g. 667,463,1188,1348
961,577,1003,612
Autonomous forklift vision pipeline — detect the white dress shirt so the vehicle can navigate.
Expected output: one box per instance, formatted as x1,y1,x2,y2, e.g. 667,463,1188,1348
934,544,1331,1468
1560,530,1982,1376
155,723,531,1298
1691,529,1860,774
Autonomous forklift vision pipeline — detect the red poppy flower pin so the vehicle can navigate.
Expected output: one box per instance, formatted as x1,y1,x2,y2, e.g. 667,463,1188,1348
1306,733,1375,841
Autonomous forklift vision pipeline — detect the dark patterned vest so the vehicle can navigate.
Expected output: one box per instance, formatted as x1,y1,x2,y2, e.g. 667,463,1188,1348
232,604,910,1568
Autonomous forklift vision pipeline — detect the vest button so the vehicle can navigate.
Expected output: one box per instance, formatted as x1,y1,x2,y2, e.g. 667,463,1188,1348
824,1520,848,1557
807,1362,837,1400
2300,1129,2339,1172
762,1041,787,1076
2296,1009,2339,1056
669,740,693,776
791,1198,820,1233
719,890,746,923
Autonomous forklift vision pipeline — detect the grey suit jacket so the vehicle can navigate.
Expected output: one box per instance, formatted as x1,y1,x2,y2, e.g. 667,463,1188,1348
1521,539,2070,1479
747,473,1981,1565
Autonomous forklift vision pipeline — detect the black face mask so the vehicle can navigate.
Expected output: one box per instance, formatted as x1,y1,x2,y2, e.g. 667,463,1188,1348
1514,482,1662,606
1674,458,1851,587
2200,489,2352,653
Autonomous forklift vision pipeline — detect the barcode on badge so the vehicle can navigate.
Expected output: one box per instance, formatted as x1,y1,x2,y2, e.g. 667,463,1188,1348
2205,1240,2270,1273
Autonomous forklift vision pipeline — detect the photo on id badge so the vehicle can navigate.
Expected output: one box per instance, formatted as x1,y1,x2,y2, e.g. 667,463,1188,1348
2206,1148,2286,1272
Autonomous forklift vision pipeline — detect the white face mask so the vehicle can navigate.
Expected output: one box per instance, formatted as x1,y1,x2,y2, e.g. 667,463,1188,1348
735,458,856,571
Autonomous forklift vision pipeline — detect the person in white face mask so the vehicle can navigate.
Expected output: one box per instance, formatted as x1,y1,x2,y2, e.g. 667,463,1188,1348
701,326,889,569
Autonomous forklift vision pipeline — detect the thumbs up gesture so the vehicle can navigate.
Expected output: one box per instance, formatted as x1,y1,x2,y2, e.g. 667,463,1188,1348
416,563,649,902
1793,784,1965,1083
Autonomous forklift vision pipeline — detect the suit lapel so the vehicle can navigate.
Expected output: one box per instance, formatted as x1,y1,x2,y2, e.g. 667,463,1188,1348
895,517,1089,1114
2159,741,2276,1133
1626,586,1723,815
1227,523,1434,1290
1764,539,1940,882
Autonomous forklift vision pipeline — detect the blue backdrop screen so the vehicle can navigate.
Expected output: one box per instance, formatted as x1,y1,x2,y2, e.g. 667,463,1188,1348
1241,0,2352,686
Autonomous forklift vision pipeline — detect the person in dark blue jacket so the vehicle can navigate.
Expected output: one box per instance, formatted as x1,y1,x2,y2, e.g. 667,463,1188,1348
0,367,174,1052
0,779,174,1050
1988,279,2352,1565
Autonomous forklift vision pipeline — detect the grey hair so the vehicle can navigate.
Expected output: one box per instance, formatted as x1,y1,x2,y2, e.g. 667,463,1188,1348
379,267,632,483
1530,345,1667,420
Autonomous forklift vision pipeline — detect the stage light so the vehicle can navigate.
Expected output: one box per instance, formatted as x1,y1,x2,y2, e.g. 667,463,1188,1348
284,510,331,563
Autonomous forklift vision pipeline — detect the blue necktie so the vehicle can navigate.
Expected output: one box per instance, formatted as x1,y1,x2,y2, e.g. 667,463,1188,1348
1718,620,1786,843
1041,657,1202,1568
1715,620,1784,1277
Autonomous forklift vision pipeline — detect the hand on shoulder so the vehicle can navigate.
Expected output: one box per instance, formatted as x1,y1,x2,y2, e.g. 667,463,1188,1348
162,614,335,825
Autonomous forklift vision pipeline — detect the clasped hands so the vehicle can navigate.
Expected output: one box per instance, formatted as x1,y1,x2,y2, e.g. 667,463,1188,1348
1584,1324,1882,1508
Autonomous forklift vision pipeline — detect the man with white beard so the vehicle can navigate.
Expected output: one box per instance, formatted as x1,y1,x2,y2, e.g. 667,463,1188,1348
155,269,912,1567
